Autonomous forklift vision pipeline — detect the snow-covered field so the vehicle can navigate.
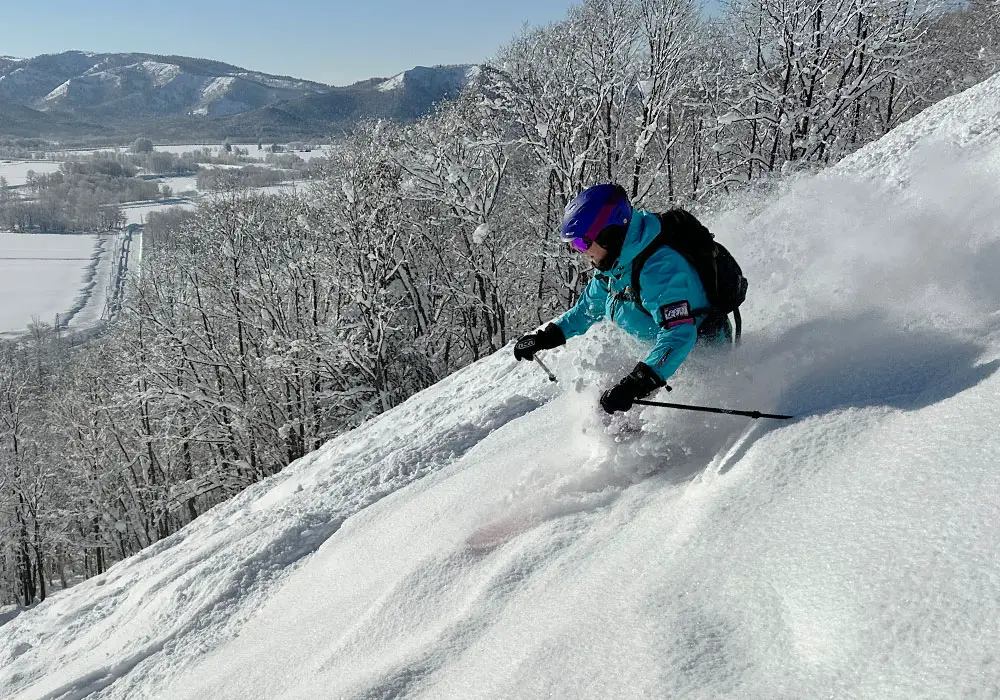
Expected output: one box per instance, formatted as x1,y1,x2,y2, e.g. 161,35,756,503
120,184,304,225
120,199,197,226
0,233,119,337
3,75,1000,699
0,160,63,187
150,175,199,195
50,143,332,162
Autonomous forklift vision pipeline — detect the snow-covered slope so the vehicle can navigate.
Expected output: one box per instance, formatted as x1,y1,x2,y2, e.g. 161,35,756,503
3,72,1000,699
0,52,329,120
375,64,476,94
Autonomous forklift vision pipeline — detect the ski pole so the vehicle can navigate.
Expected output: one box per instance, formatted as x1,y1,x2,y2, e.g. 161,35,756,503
632,398,793,420
533,355,557,382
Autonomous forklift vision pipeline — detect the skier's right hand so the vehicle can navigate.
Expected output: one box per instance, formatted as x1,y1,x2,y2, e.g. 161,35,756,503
513,323,566,361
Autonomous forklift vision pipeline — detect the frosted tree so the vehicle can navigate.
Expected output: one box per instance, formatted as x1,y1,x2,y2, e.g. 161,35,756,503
0,328,74,605
395,91,529,358
483,7,623,315
716,0,933,175
480,0,715,318
629,0,706,203
914,1,1000,106
131,138,154,154
0,342,37,604
310,122,432,415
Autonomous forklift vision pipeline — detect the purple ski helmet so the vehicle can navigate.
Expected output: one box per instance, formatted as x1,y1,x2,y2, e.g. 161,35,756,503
560,184,632,252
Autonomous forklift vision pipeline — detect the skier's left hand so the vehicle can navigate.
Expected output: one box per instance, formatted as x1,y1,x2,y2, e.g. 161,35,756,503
600,362,665,414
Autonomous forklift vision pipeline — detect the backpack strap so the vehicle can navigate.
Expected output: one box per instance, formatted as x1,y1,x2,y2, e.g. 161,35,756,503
632,214,740,345
630,223,711,319
630,228,671,318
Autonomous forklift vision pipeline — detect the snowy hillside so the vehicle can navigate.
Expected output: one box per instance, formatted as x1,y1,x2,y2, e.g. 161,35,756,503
0,51,329,121
3,70,1000,699
31,58,323,117
376,65,477,94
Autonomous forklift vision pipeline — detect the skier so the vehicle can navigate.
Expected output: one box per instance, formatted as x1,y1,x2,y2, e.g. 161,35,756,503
513,183,735,415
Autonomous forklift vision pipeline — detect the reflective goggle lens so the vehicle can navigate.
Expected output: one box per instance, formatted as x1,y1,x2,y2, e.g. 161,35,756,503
567,236,590,252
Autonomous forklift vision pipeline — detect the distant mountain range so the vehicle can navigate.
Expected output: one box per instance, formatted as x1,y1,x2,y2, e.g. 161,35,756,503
0,51,477,142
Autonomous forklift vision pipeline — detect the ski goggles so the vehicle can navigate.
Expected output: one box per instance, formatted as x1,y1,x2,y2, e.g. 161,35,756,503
565,223,628,253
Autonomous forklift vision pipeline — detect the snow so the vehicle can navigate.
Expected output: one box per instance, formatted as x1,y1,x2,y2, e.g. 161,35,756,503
192,78,246,116
233,72,315,91
39,69,123,108
151,175,199,194
138,61,181,87
42,80,71,101
150,144,235,157
191,99,245,117
200,76,236,101
251,183,305,196
837,69,1000,188
4,73,1000,699
377,72,406,92
120,185,303,226
120,199,197,226
0,233,118,337
0,160,63,187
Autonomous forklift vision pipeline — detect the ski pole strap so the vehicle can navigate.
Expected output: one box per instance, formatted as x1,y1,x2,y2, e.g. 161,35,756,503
632,398,792,420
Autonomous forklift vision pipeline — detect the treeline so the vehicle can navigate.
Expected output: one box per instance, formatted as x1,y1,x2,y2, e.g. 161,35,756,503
2,0,999,606
0,155,164,233
0,139,52,160
195,165,300,191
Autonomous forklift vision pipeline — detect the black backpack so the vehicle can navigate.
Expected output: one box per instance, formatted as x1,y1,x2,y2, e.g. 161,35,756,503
630,209,749,342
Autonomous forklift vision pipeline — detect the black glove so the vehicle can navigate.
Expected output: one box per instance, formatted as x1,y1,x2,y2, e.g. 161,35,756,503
513,323,566,361
600,362,665,414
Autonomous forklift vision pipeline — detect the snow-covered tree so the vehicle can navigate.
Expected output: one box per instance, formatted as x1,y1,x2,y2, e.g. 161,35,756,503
715,0,933,175
395,91,530,358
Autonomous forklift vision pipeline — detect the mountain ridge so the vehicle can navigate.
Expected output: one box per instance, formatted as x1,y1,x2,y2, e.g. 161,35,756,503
0,51,476,141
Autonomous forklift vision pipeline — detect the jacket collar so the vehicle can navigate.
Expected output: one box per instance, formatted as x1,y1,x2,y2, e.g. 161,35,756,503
602,209,656,276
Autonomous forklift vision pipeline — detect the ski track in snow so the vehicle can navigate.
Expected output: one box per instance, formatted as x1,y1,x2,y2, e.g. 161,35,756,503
4,73,1000,700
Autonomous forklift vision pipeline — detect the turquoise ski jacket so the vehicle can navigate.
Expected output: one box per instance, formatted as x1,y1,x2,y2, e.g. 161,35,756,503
553,208,711,383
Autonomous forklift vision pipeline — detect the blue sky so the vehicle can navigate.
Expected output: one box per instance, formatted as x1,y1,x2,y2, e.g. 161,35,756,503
3,0,583,85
